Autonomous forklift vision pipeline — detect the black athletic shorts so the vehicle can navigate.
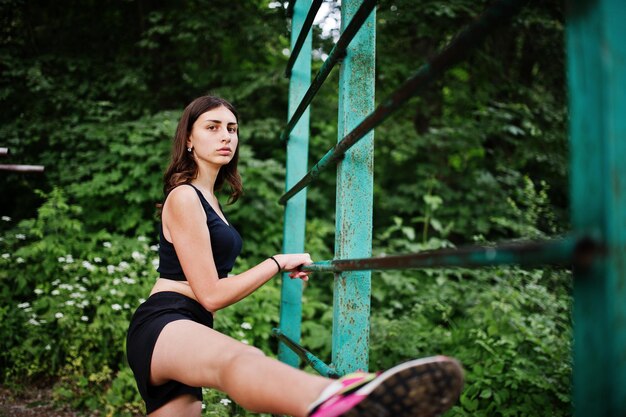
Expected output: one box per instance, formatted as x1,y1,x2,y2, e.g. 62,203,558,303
126,291,214,414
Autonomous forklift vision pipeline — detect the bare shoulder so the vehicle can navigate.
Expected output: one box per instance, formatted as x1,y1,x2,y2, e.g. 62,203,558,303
163,185,203,219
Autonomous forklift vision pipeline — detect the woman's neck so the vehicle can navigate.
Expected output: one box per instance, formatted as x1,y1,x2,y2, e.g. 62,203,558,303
193,163,221,196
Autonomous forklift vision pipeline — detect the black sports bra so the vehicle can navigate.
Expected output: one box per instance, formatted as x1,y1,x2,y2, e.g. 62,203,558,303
157,184,243,280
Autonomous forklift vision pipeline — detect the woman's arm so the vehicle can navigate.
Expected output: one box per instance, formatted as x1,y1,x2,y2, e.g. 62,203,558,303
164,185,312,312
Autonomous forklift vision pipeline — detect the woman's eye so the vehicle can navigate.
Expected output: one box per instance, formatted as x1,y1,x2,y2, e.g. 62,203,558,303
228,127,237,133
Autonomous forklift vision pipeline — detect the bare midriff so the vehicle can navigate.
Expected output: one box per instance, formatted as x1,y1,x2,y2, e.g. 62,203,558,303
150,278,199,303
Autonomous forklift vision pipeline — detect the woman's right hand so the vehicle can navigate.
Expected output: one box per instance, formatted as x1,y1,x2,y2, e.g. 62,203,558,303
273,253,313,280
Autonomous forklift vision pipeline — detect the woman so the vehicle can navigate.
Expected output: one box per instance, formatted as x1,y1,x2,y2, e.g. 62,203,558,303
126,95,463,417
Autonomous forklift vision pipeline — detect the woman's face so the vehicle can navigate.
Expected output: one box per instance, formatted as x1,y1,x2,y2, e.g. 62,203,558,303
187,105,239,168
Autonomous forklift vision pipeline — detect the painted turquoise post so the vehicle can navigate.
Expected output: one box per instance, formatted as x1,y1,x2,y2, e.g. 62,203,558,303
566,0,626,415
278,0,312,367
332,0,376,374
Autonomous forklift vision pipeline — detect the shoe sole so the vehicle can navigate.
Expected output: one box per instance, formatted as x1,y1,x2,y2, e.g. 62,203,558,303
342,356,464,417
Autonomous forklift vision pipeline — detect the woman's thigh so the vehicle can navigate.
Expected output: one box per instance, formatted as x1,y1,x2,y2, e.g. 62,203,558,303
150,319,263,390
148,393,201,417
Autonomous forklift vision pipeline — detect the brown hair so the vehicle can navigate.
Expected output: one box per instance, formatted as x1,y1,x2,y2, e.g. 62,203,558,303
163,95,243,204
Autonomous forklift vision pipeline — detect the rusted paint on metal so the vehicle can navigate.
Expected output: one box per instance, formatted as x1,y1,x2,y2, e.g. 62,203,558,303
279,0,528,204
272,328,340,378
278,0,312,368
332,0,375,375
566,0,626,414
303,235,601,273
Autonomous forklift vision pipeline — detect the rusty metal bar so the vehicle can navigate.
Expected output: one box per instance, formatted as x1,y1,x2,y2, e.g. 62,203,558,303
279,0,527,204
285,0,323,78
301,235,599,273
331,0,376,375
272,328,340,378
280,0,377,142
0,164,45,173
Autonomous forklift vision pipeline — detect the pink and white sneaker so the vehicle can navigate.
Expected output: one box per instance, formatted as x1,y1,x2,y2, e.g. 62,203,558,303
308,356,463,417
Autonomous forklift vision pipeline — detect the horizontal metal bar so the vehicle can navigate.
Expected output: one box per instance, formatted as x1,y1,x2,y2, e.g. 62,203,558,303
272,328,340,378
279,0,527,204
285,0,323,78
0,147,8,155
301,234,601,272
0,164,45,173
280,0,377,142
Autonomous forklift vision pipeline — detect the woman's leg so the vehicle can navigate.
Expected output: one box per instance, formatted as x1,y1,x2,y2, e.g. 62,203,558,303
150,319,331,417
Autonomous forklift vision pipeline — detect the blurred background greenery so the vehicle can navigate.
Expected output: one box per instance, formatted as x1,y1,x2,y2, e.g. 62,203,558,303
1,1,570,416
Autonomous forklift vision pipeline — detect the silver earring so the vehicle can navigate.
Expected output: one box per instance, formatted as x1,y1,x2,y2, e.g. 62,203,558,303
187,147,192,152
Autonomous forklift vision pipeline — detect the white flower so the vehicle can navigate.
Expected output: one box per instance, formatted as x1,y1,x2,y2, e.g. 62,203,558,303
34,288,43,295
241,339,249,345
2,253,10,259
55,312,64,319
94,257,102,263
16,257,25,264
113,278,121,285
103,241,112,248
118,261,129,270
58,256,66,263
65,255,74,263
137,236,147,242
219,398,232,406
122,276,136,284
51,290,60,296
152,259,159,269
131,251,145,261
52,279,60,286
138,298,146,304
123,303,130,309
28,318,40,326
111,304,122,311
65,300,75,306
17,302,30,309
107,265,115,274
240,322,252,330
81,316,89,322
70,292,83,299
1,216,11,221
45,344,51,351
150,245,159,252
110,289,118,295
15,234,26,240
82,261,95,271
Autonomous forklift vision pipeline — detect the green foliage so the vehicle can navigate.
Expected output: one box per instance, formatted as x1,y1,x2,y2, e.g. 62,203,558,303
0,189,153,412
369,267,571,417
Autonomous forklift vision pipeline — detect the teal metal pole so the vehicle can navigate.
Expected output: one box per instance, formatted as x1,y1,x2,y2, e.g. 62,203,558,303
566,0,626,415
332,0,376,374
278,0,312,367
